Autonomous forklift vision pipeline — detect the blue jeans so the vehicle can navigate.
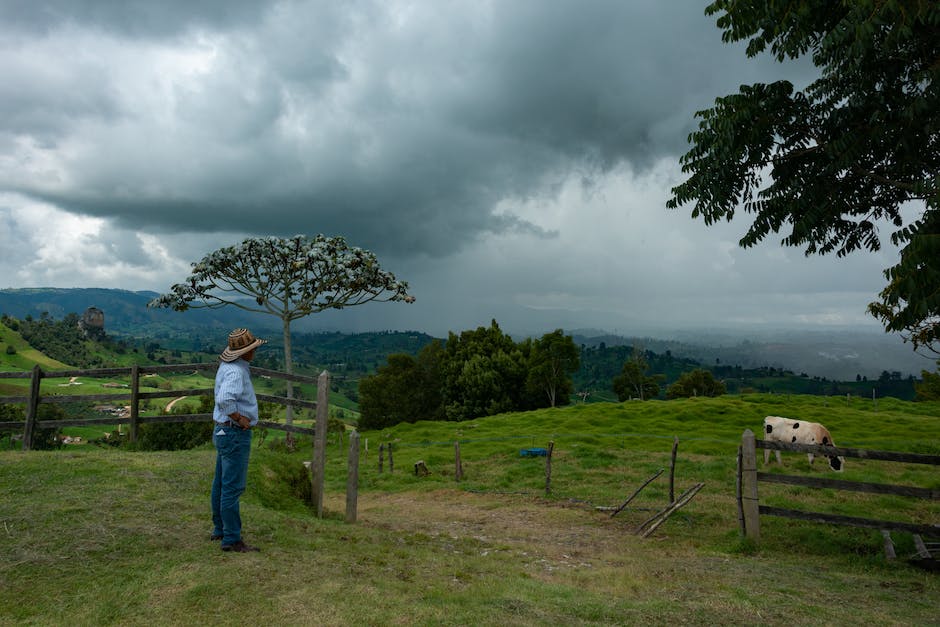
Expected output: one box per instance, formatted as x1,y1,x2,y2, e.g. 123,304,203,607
211,425,252,545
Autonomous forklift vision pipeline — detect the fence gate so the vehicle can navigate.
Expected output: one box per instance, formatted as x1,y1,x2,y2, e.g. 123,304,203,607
738,429,940,553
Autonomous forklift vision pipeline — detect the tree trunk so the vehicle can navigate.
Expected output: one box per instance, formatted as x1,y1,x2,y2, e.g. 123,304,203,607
282,317,295,449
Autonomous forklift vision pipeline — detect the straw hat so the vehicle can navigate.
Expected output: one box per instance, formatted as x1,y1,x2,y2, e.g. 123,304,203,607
220,328,267,362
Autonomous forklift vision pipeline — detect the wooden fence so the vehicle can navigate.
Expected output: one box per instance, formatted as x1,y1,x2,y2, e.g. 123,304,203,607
738,428,940,546
0,363,341,518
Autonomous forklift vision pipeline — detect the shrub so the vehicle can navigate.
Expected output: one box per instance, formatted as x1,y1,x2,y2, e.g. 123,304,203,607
137,400,213,451
30,404,66,450
138,420,213,451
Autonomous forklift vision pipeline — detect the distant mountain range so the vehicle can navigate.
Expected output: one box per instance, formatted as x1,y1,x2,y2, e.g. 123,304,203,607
0,287,266,337
0,288,934,380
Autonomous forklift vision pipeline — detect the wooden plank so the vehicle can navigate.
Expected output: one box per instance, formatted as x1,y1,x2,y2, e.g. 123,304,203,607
346,431,360,523
1,396,29,404
636,483,705,538
256,421,315,436
757,440,940,466
138,389,214,400
736,445,745,536
37,417,133,428
912,535,931,559
42,393,138,404
611,468,664,518
129,364,140,443
741,429,760,541
255,393,317,410
138,414,214,424
668,436,679,503
882,530,896,560
759,506,940,536
0,372,32,379
757,472,939,500
23,365,42,451
0,362,323,382
545,440,555,497
140,363,218,375
311,371,329,518
38,367,133,378
249,366,319,385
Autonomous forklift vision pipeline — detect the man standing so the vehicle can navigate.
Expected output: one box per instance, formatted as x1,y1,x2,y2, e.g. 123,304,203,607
211,328,266,553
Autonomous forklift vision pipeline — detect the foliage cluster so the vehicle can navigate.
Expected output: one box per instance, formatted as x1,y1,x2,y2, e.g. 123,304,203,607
149,234,415,435
915,368,940,401
669,0,940,354
136,395,215,451
358,322,580,429
666,368,727,399
0,402,66,450
611,348,665,401
3,312,97,368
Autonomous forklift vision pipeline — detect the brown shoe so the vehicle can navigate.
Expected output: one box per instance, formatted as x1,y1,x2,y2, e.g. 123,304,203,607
221,540,260,553
210,533,223,541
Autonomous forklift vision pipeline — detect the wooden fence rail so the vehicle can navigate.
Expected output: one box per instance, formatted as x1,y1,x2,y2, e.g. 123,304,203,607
0,363,349,520
738,429,940,543
0,362,324,445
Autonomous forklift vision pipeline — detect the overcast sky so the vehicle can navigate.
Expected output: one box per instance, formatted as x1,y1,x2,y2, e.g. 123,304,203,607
0,0,912,340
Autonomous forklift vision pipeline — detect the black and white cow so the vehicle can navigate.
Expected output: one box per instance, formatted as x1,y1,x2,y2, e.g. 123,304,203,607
763,415,844,471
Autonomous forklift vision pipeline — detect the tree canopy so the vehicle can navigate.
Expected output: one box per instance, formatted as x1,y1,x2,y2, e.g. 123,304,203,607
612,348,664,401
524,329,580,408
358,342,445,430
150,234,413,429
666,368,726,400
358,322,579,427
667,1,940,354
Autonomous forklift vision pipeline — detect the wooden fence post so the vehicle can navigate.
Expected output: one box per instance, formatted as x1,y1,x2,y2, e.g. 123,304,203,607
545,440,555,496
346,431,360,523
736,445,745,536
740,429,760,541
388,442,394,473
23,365,42,451
455,441,463,481
378,444,385,473
669,436,679,503
311,370,330,518
129,364,140,443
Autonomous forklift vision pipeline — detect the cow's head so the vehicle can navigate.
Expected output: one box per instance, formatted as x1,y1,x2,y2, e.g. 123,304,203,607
820,433,845,471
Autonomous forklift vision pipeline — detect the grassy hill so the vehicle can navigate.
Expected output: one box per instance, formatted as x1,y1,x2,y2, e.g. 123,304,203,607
1,394,937,624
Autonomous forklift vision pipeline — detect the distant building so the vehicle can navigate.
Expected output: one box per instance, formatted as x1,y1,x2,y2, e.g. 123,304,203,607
80,306,105,339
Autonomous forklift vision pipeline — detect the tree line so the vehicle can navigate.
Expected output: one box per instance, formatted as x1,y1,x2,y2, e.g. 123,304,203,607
358,321,580,429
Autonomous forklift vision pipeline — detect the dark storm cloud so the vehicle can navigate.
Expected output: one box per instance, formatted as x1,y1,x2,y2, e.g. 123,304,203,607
0,0,813,259
0,0,270,38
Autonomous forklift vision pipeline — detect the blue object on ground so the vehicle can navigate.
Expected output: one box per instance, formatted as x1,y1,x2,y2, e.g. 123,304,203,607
520,447,548,457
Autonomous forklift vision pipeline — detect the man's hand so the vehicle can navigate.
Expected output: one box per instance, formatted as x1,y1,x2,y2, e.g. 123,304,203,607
230,413,250,429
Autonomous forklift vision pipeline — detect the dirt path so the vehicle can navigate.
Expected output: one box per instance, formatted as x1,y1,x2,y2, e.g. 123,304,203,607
164,396,187,412
330,489,650,575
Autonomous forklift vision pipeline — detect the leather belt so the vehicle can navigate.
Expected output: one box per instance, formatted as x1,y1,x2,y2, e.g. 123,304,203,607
218,420,252,430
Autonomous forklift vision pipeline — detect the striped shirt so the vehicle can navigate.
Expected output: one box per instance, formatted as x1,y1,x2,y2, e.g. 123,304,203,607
213,359,259,426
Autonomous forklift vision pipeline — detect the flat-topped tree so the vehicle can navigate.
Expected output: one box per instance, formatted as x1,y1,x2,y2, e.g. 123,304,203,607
149,234,414,435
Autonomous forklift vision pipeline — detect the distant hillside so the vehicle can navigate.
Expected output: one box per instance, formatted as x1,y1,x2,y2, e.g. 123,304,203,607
570,329,935,381
2,288,933,382
0,287,272,337
0,320,72,374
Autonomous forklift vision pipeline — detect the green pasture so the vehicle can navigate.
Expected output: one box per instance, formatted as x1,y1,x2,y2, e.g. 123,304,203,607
2,394,937,625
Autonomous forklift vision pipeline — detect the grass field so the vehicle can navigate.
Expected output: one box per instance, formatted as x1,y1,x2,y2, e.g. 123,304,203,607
1,394,938,625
